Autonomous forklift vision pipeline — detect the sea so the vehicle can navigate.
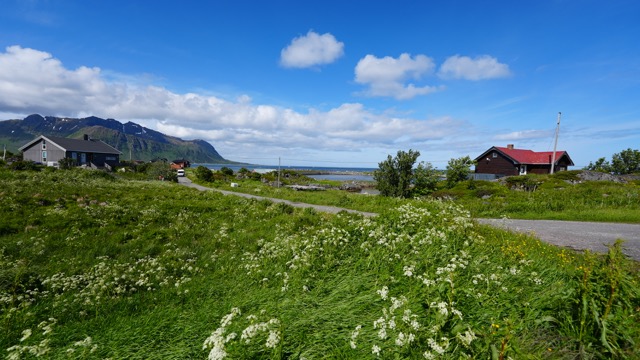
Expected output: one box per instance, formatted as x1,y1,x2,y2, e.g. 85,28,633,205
192,163,376,182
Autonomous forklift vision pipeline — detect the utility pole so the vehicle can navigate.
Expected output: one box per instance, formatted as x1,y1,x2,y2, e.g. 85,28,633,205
550,112,561,174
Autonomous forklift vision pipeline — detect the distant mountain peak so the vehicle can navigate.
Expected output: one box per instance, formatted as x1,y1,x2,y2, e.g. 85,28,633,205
0,114,234,163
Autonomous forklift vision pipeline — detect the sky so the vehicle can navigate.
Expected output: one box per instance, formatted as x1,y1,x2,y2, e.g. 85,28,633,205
1,0,639,168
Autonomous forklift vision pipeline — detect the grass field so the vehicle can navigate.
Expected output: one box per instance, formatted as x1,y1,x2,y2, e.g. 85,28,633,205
193,169,640,224
1,167,638,359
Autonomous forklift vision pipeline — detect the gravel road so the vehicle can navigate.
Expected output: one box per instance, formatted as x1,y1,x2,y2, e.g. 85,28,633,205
179,177,640,262
477,218,640,262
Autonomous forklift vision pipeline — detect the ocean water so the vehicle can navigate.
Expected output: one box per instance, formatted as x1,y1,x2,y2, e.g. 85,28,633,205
192,163,376,181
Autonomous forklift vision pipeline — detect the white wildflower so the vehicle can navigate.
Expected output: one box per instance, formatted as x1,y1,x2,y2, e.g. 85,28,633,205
265,329,280,348
350,325,362,349
377,286,388,300
20,329,32,342
372,344,381,356
378,327,387,340
403,265,414,277
456,329,477,347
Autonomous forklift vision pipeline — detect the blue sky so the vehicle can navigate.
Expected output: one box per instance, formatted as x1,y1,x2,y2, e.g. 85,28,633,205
1,1,639,168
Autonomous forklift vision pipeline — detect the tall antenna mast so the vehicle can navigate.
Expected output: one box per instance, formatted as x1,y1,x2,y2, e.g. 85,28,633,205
550,112,561,174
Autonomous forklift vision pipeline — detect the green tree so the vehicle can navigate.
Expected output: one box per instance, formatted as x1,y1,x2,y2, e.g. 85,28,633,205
413,161,440,195
585,148,640,174
195,165,214,182
584,157,611,173
374,149,420,198
445,156,474,188
610,148,640,174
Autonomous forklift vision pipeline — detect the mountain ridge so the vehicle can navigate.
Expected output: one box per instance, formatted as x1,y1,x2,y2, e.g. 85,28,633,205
0,114,235,163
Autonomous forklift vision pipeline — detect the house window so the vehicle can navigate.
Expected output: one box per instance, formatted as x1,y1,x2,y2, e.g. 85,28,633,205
492,152,497,158
106,156,116,161
42,141,46,150
42,151,47,162
519,165,527,175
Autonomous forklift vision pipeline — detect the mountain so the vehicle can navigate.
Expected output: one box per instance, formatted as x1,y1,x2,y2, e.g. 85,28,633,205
0,114,235,163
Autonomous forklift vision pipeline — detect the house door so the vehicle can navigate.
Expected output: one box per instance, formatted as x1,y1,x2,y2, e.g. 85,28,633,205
80,153,86,164
519,165,527,175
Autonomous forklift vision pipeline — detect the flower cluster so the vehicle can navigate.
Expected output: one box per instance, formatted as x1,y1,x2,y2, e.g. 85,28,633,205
203,308,281,359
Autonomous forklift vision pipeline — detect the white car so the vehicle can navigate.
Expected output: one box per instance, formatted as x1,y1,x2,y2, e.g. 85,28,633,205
177,169,185,177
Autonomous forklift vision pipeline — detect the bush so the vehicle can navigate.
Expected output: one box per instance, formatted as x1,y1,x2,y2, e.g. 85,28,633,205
219,166,234,177
9,160,40,171
195,165,214,182
58,158,77,170
504,174,543,191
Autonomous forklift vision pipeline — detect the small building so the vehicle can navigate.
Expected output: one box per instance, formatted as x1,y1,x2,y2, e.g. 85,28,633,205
170,159,191,169
19,135,121,169
474,144,574,177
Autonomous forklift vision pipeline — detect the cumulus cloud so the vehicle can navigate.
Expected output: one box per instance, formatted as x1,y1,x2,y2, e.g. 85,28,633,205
0,45,471,163
438,55,511,80
354,53,440,100
280,31,344,68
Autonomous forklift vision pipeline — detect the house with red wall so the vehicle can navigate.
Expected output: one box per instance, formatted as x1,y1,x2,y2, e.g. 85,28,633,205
474,144,574,177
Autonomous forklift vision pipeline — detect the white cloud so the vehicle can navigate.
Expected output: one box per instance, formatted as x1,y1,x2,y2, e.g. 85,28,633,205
280,31,344,68
354,53,440,100
438,55,511,80
0,45,474,164
493,129,552,141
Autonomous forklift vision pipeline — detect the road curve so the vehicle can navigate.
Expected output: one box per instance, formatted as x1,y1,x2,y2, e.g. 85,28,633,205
178,177,640,262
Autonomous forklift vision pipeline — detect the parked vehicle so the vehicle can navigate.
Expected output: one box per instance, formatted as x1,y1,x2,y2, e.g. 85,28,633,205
177,169,185,177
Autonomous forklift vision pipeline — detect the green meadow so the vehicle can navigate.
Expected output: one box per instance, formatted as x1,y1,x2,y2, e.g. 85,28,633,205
1,167,639,359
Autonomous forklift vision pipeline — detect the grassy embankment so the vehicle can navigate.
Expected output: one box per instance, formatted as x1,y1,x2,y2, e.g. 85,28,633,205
193,169,640,223
1,167,638,359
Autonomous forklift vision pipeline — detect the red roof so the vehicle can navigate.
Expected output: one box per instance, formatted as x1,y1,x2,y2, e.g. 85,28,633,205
495,147,569,165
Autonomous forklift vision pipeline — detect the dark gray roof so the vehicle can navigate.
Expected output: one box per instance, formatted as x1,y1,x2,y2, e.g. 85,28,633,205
20,135,121,154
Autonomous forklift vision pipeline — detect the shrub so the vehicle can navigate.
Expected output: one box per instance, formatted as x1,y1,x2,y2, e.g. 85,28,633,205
9,160,40,171
219,166,234,177
374,149,420,198
195,165,214,182
58,158,77,170
504,174,543,191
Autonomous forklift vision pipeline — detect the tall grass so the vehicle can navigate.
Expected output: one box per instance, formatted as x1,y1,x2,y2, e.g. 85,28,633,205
1,168,638,358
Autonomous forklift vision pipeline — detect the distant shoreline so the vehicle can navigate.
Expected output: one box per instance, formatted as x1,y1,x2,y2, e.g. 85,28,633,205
194,163,375,176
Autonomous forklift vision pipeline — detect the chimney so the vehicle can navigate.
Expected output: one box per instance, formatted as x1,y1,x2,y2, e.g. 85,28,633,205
83,134,89,141
507,144,514,149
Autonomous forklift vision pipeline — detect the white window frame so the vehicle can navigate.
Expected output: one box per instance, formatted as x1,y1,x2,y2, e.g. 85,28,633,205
519,165,527,175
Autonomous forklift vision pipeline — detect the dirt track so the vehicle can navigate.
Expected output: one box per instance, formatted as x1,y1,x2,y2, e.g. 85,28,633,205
179,177,640,262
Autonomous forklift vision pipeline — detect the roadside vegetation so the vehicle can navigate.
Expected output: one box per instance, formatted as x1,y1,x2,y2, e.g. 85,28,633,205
191,160,640,224
1,166,638,359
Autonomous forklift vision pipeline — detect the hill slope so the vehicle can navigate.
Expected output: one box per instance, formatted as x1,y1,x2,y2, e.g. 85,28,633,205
0,114,232,163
